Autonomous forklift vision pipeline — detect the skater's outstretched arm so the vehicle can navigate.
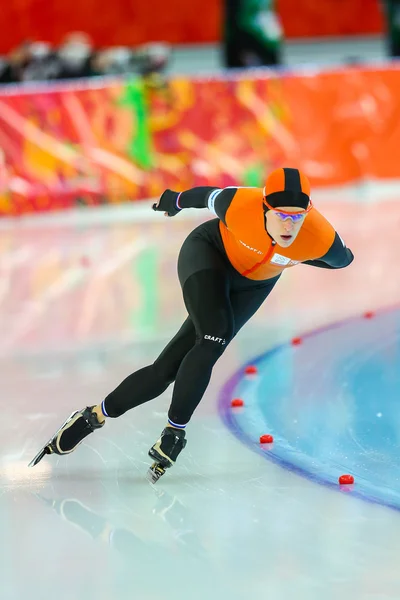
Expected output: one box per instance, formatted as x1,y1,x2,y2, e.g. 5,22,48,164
152,186,237,223
303,232,354,269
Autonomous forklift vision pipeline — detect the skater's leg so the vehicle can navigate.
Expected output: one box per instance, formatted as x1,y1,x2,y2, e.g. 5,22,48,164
148,268,234,480
167,268,234,427
29,320,196,466
148,230,235,480
101,272,276,420
105,227,228,423
102,318,196,418
166,275,281,427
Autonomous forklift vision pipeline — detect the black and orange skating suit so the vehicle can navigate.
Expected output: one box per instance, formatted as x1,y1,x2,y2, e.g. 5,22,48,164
103,169,354,427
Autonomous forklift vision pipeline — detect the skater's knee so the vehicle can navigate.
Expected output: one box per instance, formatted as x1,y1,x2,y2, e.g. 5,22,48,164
195,331,232,361
199,311,233,346
200,335,228,352
197,323,233,354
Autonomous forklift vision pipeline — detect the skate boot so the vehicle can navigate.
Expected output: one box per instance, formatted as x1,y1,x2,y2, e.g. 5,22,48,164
28,406,105,467
147,427,187,483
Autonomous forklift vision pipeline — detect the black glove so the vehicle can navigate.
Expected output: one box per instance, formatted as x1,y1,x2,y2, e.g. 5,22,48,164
152,189,181,217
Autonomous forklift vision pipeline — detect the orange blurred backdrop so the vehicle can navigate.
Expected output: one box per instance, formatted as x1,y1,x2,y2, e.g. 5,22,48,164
0,0,384,53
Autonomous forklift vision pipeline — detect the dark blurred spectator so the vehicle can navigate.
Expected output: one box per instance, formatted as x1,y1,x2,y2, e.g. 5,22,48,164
383,0,400,57
7,41,33,82
223,0,283,68
20,42,60,81
57,32,96,79
93,46,134,75
135,43,170,76
5,40,59,83
0,57,14,83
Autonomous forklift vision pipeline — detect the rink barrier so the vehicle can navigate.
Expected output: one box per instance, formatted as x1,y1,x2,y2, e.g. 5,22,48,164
2,63,400,216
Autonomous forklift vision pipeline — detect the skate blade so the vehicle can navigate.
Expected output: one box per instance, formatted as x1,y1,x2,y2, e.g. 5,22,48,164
27,411,80,467
147,463,166,484
28,445,52,467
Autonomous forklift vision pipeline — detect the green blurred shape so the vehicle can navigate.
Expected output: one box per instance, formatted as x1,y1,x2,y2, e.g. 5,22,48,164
118,79,154,170
130,246,158,333
243,163,264,187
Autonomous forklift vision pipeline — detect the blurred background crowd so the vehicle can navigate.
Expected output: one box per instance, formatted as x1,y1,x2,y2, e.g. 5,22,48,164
0,33,171,84
1,1,400,85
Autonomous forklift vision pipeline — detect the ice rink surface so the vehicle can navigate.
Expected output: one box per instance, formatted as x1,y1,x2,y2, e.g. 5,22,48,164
1,184,400,599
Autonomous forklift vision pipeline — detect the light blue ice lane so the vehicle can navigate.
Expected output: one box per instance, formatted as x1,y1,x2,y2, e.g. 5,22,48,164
221,310,400,509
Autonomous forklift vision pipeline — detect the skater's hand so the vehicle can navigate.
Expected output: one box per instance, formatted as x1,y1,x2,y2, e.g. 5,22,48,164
152,189,181,217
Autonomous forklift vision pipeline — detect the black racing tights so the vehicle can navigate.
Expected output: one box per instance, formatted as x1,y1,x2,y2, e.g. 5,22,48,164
103,224,279,425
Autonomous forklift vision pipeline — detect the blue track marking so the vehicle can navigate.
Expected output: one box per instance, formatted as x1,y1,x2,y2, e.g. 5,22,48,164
219,308,400,511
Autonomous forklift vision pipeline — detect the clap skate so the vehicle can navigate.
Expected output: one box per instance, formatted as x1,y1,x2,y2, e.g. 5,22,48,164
147,427,187,483
28,406,105,467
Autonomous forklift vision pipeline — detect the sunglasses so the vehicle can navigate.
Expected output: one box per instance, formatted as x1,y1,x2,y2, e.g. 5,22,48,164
263,198,313,222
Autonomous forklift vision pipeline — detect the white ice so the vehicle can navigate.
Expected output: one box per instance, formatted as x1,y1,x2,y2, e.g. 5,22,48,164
1,188,400,600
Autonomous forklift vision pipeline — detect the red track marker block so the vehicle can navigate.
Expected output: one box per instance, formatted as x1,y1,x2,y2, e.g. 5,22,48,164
338,474,354,485
260,434,274,444
245,365,258,375
291,337,302,346
231,398,244,408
